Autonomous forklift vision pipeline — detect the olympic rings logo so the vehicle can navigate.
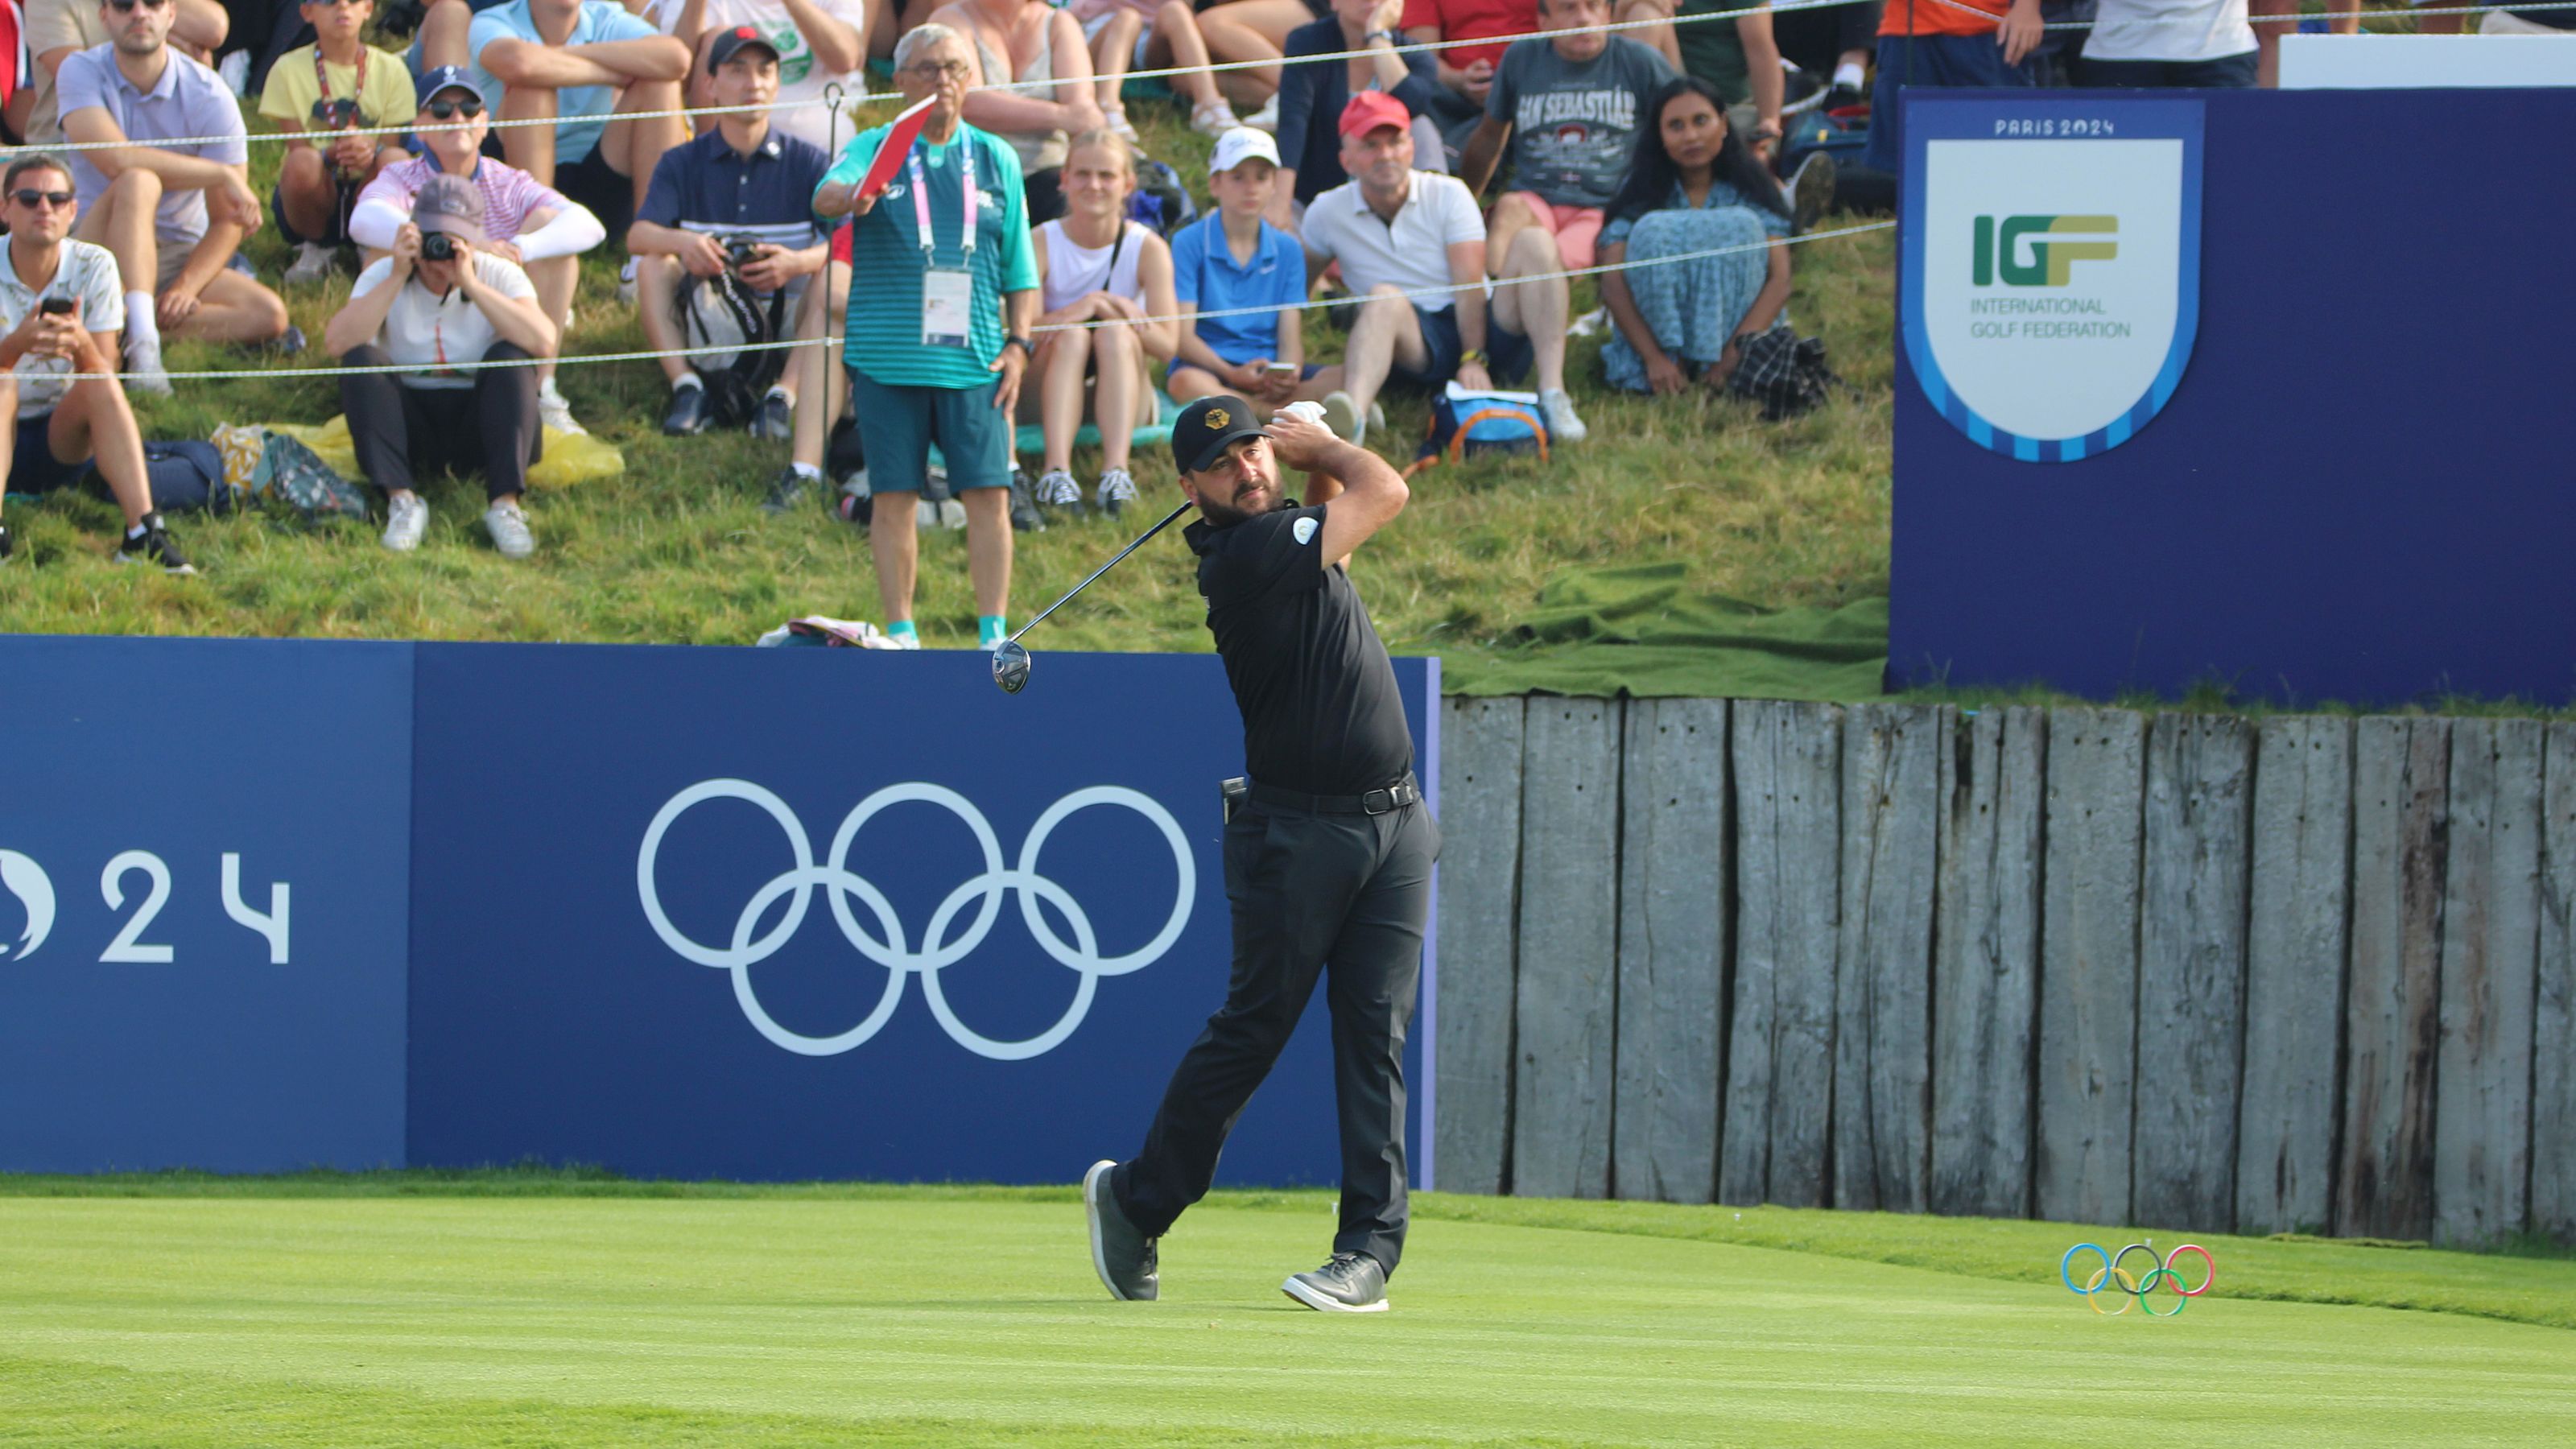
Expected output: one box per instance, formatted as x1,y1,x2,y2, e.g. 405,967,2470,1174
2060,1241,2216,1317
636,779,1194,1061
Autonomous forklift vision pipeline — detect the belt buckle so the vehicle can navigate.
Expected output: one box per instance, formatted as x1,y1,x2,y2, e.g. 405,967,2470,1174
1360,786,1395,815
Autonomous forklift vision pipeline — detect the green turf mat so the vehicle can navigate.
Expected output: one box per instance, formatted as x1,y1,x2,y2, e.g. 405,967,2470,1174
1439,562,1889,700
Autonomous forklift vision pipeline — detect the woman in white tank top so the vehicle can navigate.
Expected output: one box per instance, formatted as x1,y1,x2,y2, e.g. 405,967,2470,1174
1022,131,1178,518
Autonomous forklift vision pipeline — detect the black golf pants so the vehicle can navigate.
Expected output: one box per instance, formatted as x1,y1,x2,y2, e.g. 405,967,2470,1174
1113,795,1439,1276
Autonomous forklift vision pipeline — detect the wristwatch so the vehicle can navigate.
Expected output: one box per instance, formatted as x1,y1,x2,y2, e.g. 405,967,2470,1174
1003,335,1034,357
1459,347,1487,365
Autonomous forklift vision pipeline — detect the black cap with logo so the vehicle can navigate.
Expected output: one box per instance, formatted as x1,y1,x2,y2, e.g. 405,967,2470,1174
1170,394,1267,475
707,25,782,72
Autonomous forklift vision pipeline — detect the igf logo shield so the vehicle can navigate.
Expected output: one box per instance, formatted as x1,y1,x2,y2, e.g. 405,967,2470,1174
1901,98,2203,462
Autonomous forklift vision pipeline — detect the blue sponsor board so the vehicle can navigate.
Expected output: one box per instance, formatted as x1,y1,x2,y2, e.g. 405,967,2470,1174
0,635,413,1172
3,635,1436,1184
405,642,1435,1185
1893,89,2576,704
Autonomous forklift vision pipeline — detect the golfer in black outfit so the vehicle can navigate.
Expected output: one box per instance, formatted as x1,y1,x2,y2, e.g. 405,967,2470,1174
1085,396,1439,1314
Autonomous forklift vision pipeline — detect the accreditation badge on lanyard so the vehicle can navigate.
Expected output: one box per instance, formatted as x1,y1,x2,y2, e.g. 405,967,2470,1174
910,143,978,349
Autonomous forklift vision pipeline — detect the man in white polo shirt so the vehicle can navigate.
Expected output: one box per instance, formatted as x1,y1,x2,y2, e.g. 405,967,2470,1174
1299,91,1520,456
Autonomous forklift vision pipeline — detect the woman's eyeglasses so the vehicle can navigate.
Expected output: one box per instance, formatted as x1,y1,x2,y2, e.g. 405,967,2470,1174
424,99,485,120
10,189,75,208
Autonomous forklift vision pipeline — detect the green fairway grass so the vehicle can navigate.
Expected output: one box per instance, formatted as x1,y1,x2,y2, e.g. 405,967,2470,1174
2,1180,2569,1446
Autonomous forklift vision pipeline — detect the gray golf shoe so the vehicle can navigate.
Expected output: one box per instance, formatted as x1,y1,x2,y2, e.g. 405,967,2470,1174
1084,1160,1158,1301
1282,1251,1389,1313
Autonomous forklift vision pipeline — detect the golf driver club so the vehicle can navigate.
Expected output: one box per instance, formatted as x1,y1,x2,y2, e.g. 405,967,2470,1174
992,499,1195,694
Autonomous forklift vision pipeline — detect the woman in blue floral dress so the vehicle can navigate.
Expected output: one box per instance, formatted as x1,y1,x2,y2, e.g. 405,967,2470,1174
1597,76,1797,395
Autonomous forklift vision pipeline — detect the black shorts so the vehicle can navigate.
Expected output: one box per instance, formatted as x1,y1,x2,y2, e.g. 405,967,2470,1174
271,179,361,246
553,144,636,242
1388,304,1532,393
479,133,636,238
8,411,91,496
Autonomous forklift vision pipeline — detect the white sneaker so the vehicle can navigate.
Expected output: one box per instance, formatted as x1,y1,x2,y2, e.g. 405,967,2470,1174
382,493,428,552
1034,466,1082,507
617,257,639,308
124,337,174,396
284,241,339,287
1245,93,1278,134
912,497,968,530
888,631,923,650
1538,387,1588,444
482,499,535,559
1095,465,1137,517
1319,390,1364,446
217,48,250,97
538,380,583,435
1568,305,1609,338
1190,101,1243,137
1104,109,1141,145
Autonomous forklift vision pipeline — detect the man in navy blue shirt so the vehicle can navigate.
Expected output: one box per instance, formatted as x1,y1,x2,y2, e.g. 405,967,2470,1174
628,26,829,469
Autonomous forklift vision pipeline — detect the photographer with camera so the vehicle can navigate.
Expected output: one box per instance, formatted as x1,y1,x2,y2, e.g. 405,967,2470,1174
258,0,419,287
349,67,606,432
324,172,559,558
629,29,828,470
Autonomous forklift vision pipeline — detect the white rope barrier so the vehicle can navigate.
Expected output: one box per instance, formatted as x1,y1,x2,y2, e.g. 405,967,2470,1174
34,220,1895,382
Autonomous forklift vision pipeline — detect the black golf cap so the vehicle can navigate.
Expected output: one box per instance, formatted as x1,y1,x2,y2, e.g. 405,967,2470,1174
1171,395,1266,475
708,25,782,72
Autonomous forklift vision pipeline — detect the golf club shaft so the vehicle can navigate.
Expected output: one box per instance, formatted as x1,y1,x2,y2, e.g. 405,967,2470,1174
1008,500,1194,644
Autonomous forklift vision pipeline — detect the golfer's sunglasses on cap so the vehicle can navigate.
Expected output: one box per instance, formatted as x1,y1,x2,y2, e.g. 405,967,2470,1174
426,97,485,120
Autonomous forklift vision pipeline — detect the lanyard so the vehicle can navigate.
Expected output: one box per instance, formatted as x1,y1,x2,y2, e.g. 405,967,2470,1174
315,44,365,114
906,140,977,260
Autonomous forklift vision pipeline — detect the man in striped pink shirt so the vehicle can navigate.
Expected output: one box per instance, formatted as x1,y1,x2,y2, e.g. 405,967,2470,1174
349,66,607,431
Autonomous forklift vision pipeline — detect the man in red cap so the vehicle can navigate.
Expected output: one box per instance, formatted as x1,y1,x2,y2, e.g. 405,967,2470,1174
1297,91,1520,456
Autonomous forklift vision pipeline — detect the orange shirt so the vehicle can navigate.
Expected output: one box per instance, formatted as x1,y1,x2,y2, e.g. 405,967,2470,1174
1879,0,2007,38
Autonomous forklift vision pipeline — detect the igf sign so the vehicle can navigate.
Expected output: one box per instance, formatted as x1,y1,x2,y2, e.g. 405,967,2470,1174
1901,98,2203,463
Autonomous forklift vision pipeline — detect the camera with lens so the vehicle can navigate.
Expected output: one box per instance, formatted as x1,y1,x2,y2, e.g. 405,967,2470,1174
312,97,361,127
421,231,458,262
724,238,765,271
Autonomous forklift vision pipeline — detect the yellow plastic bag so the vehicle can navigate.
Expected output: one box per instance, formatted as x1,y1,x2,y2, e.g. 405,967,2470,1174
265,415,623,491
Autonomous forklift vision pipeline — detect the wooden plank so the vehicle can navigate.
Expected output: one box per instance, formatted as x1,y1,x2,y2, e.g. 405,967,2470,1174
2337,717,2448,1241
2433,718,2544,1245
1834,703,1938,1213
2133,713,2255,1233
1722,700,1842,1208
1509,699,1624,1199
1931,706,2046,1220
2035,708,2146,1225
2235,716,2355,1236
1433,697,1525,1197
2535,722,2576,1243
1612,699,1729,1204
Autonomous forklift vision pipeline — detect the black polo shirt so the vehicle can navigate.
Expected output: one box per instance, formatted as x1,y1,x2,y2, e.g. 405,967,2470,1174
1188,502,1414,796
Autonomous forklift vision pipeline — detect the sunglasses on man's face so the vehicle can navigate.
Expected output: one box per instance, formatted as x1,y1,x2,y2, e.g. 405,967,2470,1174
424,98,485,120
105,0,174,13
10,189,75,208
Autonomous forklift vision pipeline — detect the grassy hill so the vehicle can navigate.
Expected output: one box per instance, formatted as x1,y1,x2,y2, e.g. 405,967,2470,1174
0,87,1897,667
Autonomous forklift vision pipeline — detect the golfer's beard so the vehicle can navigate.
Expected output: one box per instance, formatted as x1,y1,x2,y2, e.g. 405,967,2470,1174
1196,481,1278,528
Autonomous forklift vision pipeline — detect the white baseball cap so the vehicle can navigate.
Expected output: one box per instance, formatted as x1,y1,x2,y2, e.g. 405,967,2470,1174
1208,127,1281,176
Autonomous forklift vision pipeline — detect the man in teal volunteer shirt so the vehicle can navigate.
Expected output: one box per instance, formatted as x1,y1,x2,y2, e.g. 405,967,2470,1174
814,22,1038,652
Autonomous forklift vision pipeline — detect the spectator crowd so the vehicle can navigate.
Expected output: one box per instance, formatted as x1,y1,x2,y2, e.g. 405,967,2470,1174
0,0,2557,621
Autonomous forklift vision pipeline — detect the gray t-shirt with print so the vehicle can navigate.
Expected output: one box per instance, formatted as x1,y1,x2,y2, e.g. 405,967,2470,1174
1486,35,1676,210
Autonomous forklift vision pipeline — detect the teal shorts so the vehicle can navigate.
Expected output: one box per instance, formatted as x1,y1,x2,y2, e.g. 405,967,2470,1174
848,369,1013,494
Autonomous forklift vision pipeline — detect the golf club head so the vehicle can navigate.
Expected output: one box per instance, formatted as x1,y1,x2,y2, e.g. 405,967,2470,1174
991,638,1031,694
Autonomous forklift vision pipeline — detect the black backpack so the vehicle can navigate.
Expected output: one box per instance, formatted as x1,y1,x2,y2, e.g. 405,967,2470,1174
672,266,791,428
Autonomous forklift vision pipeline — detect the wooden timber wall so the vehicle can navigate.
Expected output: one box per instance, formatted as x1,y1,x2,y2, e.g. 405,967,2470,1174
1434,699,2576,1245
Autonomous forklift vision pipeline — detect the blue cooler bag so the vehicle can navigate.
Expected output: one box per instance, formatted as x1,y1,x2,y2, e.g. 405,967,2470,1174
1408,383,1549,475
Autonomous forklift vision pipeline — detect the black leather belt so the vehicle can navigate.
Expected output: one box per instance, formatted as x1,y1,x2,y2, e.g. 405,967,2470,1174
1250,773,1422,816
